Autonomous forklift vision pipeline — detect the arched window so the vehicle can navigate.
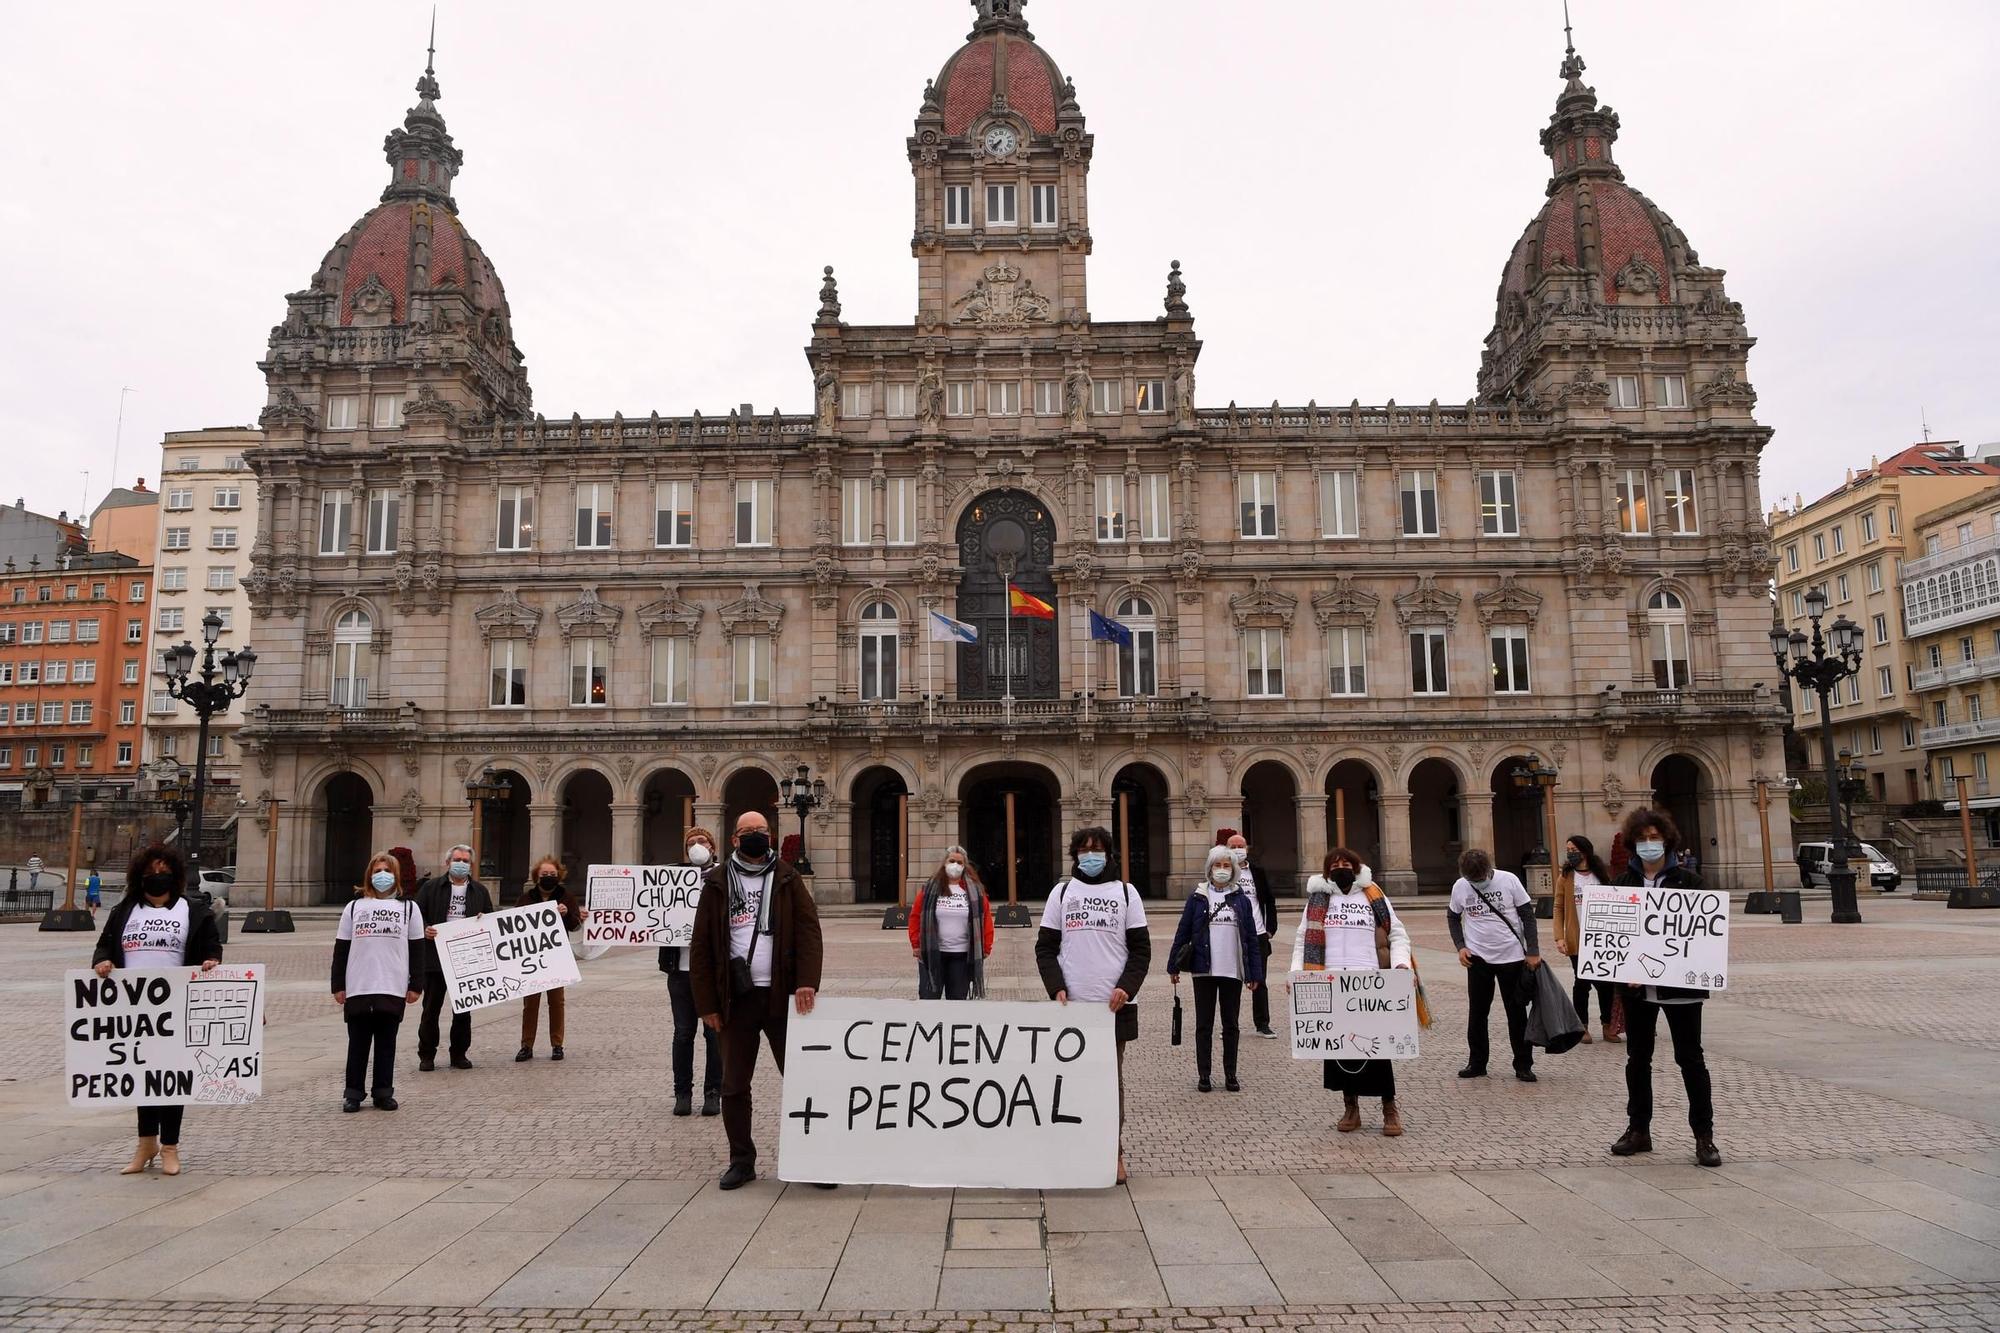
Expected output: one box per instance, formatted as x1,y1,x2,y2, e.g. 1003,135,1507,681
859,601,898,702
1116,595,1157,698
1647,590,1689,690
332,609,371,709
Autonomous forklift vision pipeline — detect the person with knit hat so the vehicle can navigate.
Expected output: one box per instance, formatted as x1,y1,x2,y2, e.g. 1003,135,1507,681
1167,845,1267,1092
1216,828,1279,1037
659,827,723,1116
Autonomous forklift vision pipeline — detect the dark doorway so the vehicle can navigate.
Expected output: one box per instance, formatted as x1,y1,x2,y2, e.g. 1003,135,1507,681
320,772,374,904
850,767,909,903
1651,755,1711,874
955,490,1059,699
1324,760,1381,872
1489,754,1543,878
1112,763,1171,897
1240,760,1300,894
560,770,614,882
722,768,781,847
1408,758,1463,892
959,762,1061,908
641,768,698,864
483,768,532,895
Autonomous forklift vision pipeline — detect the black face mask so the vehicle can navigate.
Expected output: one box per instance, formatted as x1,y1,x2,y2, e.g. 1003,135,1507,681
737,831,771,860
1564,852,1582,870
1329,868,1357,890
537,874,560,894
141,872,176,898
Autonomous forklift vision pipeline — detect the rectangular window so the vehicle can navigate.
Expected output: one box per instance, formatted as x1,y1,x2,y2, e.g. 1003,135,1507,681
842,478,871,546
1877,665,1894,697
69,701,91,724
22,746,36,767
372,394,403,429
944,184,970,228
653,481,693,548
1929,644,1945,671
47,661,66,682
1238,471,1277,538
841,383,871,418
1138,474,1171,542
0,623,11,645
1836,573,1851,603
91,582,106,599
41,703,61,725
1410,629,1449,695
209,526,238,550
48,621,70,643
1031,183,1058,227
1889,506,1900,535
207,606,233,632
945,382,975,416
1962,522,1976,545
733,635,772,705
1091,379,1121,415
650,637,691,706
1319,470,1358,538
1846,673,1861,704
116,741,131,765
318,489,352,555
1490,628,1530,693
735,479,773,547
1328,628,1368,697
74,660,95,683
1786,544,1800,573
160,567,188,591
1663,468,1698,535
1033,380,1062,416
1936,701,1950,728
1866,562,1883,594
125,620,143,643
884,383,916,418
574,482,614,549
1617,470,1651,536
0,663,10,683
497,484,536,551
49,743,64,767
569,639,608,707
886,477,916,546
149,693,171,718
0,749,9,768
986,182,1017,226
325,395,358,430
488,640,526,708
76,619,98,643
364,490,399,554
1118,621,1157,698
129,580,145,601
989,380,1020,416
164,527,191,552
20,623,41,644
166,488,194,511
1400,470,1440,537
1095,475,1126,542
77,745,93,768
1905,720,1917,747
18,664,37,684
1816,533,1830,560
120,700,136,724
1861,512,1877,543
1135,379,1167,413
860,625,898,702
1244,628,1285,698
1658,374,1688,408
1610,375,1641,409
1873,613,1888,644
158,608,184,632
1832,525,1846,554
1477,471,1517,537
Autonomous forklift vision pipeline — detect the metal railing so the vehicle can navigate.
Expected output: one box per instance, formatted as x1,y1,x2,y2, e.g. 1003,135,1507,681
1901,529,2000,579
1919,718,2000,746
1911,654,2000,690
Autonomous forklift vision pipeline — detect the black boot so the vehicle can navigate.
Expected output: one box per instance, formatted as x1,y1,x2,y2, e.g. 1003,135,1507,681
1610,1127,1653,1156
1695,1137,1723,1168
702,1091,722,1117
342,1090,362,1113
673,1093,692,1117
373,1089,399,1111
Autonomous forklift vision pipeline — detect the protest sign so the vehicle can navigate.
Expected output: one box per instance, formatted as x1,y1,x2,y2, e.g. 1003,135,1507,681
66,965,265,1108
778,997,1119,1189
582,863,704,949
1287,969,1420,1060
1578,886,1730,990
432,900,580,1014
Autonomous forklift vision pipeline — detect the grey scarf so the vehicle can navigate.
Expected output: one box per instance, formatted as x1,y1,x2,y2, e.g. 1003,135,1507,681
728,852,779,938
918,877,987,1000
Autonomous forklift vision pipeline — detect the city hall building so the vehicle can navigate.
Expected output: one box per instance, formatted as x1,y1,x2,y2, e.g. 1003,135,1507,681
233,1,1789,905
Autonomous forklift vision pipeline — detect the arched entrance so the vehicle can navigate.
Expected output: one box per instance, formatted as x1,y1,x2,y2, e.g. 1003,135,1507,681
722,768,781,846
559,770,614,881
483,769,532,894
959,762,1061,906
1324,760,1381,872
1408,758,1463,892
849,767,909,903
955,490,1058,699
1111,763,1171,897
1651,755,1713,874
1240,760,1300,892
1489,754,1545,878
320,772,373,904
641,768,698,864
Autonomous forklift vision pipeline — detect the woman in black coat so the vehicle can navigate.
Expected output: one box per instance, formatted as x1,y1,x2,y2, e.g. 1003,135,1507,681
91,843,223,1176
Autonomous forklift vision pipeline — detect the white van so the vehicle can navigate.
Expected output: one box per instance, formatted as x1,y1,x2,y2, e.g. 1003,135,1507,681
1795,842,1900,891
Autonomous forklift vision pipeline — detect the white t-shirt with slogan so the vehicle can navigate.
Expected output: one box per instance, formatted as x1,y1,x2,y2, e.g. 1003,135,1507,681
728,865,776,988
1201,885,1244,981
338,897,423,998
1040,879,1146,1004
122,900,191,969
934,886,972,953
1450,870,1532,964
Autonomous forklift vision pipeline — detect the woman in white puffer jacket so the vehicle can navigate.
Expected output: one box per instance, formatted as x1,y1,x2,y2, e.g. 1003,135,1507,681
1288,847,1412,1136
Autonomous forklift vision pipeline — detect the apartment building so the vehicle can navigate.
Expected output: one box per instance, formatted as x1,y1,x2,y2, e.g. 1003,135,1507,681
1904,484,2000,835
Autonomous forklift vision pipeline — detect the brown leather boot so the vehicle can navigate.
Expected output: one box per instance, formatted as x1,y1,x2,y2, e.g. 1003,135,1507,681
1336,1095,1362,1133
1380,1099,1404,1137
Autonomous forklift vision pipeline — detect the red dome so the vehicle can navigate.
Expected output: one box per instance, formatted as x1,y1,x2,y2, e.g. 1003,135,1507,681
1495,175,1680,315
936,29,1063,136
312,200,510,329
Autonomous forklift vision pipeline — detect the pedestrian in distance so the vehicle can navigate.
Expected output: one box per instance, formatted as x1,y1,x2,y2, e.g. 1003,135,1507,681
1552,834,1620,1045
689,811,826,1191
1167,845,1266,1092
1610,808,1722,1168
1290,848,1412,1136
1448,847,1544,1083
85,867,102,910
909,844,995,1000
415,843,493,1071
27,854,44,892
92,843,222,1176
1215,827,1280,1037
659,827,722,1117
1036,825,1150,1184
516,855,582,1063
331,850,425,1113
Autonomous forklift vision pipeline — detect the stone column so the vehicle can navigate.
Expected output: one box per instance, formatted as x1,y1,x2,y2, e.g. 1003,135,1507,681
1294,792,1324,892
695,800,727,840
528,803,560,864
611,802,643,864
1379,792,1415,896
1464,789,1497,858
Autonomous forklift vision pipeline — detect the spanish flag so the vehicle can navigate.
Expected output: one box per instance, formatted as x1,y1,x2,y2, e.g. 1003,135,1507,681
1008,586,1056,620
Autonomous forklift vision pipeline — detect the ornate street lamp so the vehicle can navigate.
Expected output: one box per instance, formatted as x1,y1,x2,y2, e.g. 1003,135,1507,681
1508,759,1559,866
1769,587,1864,923
465,767,513,881
158,766,195,846
779,763,827,876
162,612,255,890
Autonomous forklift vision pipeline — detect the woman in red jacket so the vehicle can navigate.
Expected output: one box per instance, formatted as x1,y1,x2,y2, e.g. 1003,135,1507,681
908,845,995,1000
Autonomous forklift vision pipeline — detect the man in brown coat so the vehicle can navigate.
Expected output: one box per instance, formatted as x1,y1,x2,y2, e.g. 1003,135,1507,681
690,810,825,1190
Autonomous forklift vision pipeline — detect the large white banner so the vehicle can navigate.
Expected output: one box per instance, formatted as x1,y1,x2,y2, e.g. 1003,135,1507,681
778,998,1119,1189
582,864,703,949
432,900,581,1014
65,965,265,1107
1287,969,1421,1060
1578,886,1730,990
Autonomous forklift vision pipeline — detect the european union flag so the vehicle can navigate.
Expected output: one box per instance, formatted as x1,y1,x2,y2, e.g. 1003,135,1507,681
1088,608,1132,648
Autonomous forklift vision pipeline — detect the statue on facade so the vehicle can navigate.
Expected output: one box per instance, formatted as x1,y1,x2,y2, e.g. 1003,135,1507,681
814,367,839,435
915,365,944,429
1171,366,1196,428
1064,369,1091,433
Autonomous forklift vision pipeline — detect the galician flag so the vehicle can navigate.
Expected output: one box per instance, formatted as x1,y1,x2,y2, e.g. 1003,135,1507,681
1008,587,1056,620
928,610,979,643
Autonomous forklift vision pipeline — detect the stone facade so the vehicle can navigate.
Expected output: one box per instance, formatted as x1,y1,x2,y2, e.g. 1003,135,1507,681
231,5,1790,905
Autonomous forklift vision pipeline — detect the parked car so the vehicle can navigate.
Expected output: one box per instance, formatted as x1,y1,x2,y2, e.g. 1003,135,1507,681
1796,841,1901,891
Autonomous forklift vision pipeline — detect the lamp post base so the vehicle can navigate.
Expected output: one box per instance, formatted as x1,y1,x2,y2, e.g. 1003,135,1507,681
994,902,1034,928
38,908,96,932
881,905,909,930
241,909,297,933
1827,869,1864,924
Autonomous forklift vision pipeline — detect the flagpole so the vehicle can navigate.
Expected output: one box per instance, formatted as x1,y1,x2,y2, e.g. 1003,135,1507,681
925,611,935,716
1003,575,1013,708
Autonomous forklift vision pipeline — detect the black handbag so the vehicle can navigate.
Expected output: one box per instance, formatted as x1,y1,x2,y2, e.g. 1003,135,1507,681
727,956,756,997
1170,894,1221,974
1171,990,1183,1046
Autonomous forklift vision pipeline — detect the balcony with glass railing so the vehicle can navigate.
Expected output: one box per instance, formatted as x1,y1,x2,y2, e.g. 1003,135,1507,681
1919,717,2000,747
1911,653,2000,691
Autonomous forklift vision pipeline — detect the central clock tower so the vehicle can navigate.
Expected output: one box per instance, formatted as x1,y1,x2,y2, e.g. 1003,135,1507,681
907,0,1092,332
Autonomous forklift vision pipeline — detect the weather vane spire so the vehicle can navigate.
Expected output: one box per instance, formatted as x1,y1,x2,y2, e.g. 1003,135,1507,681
1558,0,1588,88
427,5,437,75
1563,0,1574,57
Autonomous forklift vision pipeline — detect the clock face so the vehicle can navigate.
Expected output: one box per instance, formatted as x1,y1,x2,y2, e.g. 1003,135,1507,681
983,125,1019,158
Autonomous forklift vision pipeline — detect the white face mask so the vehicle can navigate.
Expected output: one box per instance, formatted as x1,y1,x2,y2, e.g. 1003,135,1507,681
686,843,713,866
1209,864,1236,887
944,861,964,880
1228,847,1248,865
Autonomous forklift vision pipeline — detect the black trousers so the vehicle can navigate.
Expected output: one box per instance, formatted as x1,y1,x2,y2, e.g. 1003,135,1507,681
919,951,973,1000
1568,953,1618,1028
136,1105,184,1145
1251,950,1273,1030
344,1012,402,1097
719,987,788,1169
1625,997,1714,1137
667,968,721,1097
416,977,471,1061
1466,956,1533,1073
1191,975,1243,1080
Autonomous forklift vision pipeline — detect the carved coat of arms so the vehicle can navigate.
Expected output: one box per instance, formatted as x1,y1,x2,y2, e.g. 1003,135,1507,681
951,260,1052,329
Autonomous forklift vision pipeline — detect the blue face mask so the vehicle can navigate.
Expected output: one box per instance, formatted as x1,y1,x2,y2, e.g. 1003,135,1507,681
1636,839,1666,864
1076,851,1108,877
370,870,397,892
448,861,470,881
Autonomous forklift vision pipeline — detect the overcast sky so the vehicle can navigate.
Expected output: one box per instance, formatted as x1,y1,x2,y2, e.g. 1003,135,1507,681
3,0,1995,525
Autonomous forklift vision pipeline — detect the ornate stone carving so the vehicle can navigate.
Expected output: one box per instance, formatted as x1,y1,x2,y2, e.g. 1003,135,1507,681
816,265,841,322
615,755,636,781
454,757,471,780
555,586,623,642
1474,575,1544,627
1171,365,1196,429
1302,745,1321,771
1164,259,1189,316
350,273,395,322
1064,370,1091,433
258,387,315,428
402,382,456,424
951,259,1052,329
1184,781,1208,822
814,367,839,435
1698,368,1758,407
917,788,946,831
1393,575,1462,628
474,587,542,642
532,754,555,782
697,753,719,782
1228,575,1297,630
719,582,786,636
636,584,703,638
1601,774,1625,813
1613,255,1662,296
1312,576,1380,628
1556,366,1612,405
1384,744,1405,776
1218,747,1238,775
915,365,943,429
399,740,421,777
399,787,423,831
